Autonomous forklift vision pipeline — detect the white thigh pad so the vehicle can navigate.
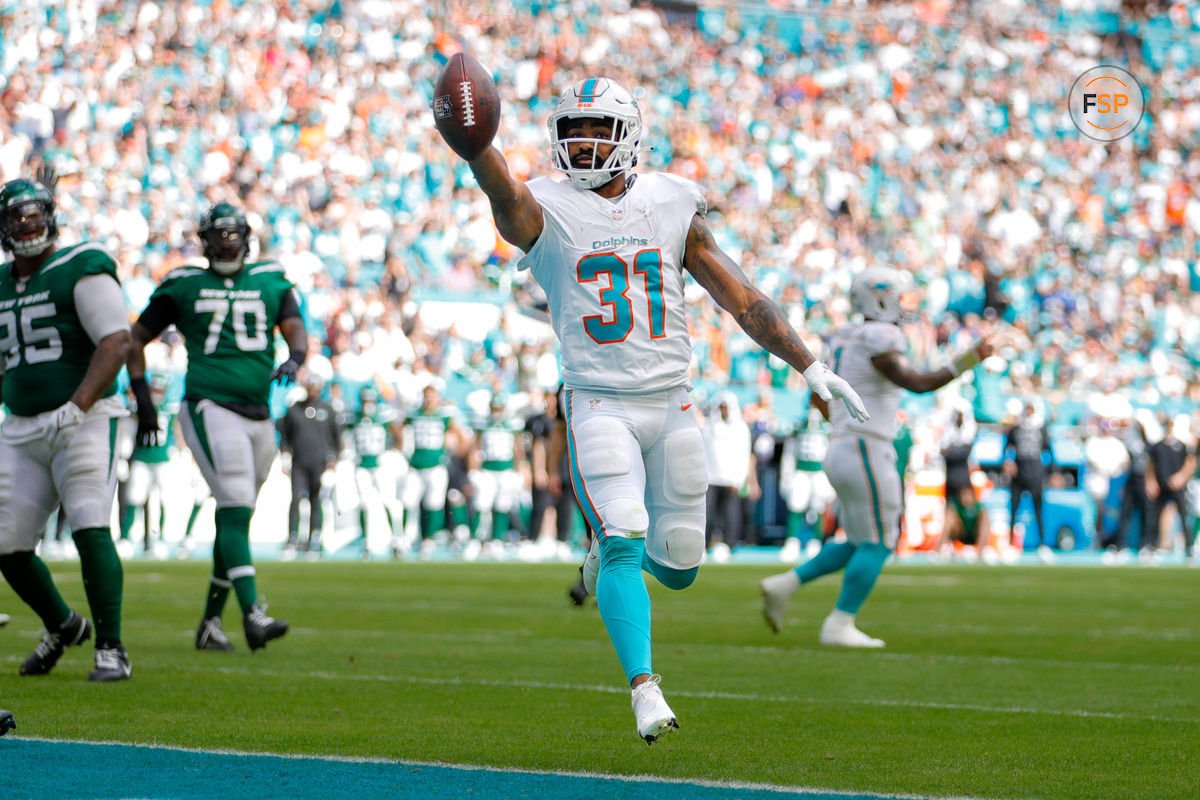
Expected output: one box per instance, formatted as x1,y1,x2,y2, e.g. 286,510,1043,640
662,429,708,505
572,417,632,481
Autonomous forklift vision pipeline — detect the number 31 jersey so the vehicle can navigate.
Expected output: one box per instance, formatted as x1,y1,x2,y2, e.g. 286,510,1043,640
146,261,294,406
519,173,705,393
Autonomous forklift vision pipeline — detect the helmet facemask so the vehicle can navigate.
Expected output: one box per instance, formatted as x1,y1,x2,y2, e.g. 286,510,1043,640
200,220,250,276
0,198,57,258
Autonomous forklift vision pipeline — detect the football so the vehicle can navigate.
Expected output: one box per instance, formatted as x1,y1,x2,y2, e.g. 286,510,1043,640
432,52,501,161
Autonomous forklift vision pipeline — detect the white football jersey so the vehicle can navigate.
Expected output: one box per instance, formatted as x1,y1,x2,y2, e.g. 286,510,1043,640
519,173,705,393
827,321,905,442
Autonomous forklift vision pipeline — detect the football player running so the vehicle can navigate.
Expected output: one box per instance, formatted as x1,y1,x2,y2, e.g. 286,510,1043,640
128,203,306,652
0,173,133,681
760,266,991,647
437,76,867,743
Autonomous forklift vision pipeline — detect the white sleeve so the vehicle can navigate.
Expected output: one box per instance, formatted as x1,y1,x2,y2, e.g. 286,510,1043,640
73,273,131,345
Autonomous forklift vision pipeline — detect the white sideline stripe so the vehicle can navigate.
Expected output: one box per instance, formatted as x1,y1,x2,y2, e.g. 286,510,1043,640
174,664,1199,725
17,735,999,800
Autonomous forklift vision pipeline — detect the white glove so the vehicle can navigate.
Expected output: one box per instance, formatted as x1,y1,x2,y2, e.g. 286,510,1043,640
802,362,870,423
46,401,85,451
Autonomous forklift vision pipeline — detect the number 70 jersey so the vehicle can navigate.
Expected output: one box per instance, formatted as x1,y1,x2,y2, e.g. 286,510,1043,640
519,173,704,393
147,261,294,407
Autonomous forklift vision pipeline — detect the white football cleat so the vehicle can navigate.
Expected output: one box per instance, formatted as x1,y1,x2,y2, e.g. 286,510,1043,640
631,674,678,744
709,542,731,564
819,612,885,648
1036,544,1056,565
581,537,600,596
804,538,823,559
759,575,795,634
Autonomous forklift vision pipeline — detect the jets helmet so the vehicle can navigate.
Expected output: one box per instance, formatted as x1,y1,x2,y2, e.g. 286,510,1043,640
547,77,642,190
0,178,57,258
850,265,913,324
198,202,251,276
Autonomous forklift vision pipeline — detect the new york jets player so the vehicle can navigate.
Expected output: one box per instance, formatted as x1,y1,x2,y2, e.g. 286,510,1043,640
778,407,834,562
119,374,175,557
760,266,991,647
0,175,133,681
128,203,306,652
402,384,460,558
350,385,402,557
468,394,525,553
438,75,867,742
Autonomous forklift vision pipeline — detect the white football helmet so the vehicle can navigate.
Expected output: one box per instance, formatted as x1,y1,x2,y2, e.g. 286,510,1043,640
850,265,913,324
548,77,642,190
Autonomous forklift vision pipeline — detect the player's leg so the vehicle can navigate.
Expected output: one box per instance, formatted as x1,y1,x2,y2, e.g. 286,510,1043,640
419,466,449,557
494,469,523,543
642,396,707,591
0,436,94,675
305,465,325,553
56,415,130,680
760,437,860,634
823,437,898,648
470,468,496,543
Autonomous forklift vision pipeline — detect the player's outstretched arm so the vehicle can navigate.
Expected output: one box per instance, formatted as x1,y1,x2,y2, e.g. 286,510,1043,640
467,147,543,252
871,338,993,394
682,214,867,421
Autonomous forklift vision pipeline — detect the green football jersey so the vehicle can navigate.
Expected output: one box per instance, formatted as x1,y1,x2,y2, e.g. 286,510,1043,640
793,419,830,472
148,261,293,406
0,243,121,416
477,419,518,471
352,407,396,469
408,408,452,470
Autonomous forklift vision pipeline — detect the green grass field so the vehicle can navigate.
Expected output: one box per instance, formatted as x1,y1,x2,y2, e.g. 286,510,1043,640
1,560,1196,799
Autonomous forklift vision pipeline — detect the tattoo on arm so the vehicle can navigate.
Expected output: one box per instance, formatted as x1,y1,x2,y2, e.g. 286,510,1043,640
737,300,816,372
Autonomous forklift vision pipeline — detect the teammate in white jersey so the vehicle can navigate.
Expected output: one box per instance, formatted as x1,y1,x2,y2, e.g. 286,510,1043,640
760,265,991,647
437,75,867,743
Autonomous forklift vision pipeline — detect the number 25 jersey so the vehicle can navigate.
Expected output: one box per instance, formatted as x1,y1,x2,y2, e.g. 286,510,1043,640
519,173,705,393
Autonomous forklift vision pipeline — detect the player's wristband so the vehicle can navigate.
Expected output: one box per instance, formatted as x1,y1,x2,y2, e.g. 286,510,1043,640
288,346,307,366
947,349,982,378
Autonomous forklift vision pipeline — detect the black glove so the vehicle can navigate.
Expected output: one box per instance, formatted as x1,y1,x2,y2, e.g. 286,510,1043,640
129,375,161,448
271,359,301,386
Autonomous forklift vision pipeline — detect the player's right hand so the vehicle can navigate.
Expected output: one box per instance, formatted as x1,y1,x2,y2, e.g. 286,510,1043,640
135,403,161,449
802,362,870,423
45,401,85,451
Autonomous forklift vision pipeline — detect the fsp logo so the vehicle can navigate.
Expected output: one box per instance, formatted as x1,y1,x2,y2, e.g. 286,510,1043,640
1068,65,1145,142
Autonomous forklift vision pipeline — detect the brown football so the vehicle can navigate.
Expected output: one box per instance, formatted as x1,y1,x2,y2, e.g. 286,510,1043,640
432,52,501,161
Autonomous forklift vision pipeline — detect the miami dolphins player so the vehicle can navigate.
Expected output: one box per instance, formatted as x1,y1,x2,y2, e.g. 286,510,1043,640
350,385,403,558
778,408,834,562
468,394,525,552
437,75,867,742
0,175,133,681
127,202,306,652
760,266,991,647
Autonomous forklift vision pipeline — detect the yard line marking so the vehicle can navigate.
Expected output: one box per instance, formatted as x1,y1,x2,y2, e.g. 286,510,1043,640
13,736,1007,800
165,664,1200,725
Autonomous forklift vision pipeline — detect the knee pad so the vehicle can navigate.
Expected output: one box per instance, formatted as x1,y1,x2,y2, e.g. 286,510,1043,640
662,429,708,505
599,499,649,536
647,515,706,570
572,418,632,481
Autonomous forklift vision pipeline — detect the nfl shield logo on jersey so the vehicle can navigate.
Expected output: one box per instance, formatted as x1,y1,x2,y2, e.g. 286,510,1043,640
612,208,623,221
590,398,602,409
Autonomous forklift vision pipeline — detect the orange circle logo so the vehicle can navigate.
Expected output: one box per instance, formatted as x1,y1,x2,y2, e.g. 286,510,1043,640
1068,66,1145,142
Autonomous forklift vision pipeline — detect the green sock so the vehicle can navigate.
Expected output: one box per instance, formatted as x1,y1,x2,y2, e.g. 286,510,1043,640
215,506,257,613
420,509,440,539
358,509,369,541
384,505,395,534
204,540,231,618
450,504,469,530
72,527,124,642
469,509,482,538
493,510,510,541
185,504,204,537
119,505,134,540
787,511,803,541
835,543,891,614
0,551,72,629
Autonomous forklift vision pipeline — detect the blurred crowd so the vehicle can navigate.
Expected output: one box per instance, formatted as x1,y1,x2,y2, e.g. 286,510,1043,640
3,0,1200,558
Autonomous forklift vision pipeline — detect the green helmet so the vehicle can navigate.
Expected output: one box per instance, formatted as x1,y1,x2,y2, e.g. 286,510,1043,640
0,178,57,258
198,202,250,276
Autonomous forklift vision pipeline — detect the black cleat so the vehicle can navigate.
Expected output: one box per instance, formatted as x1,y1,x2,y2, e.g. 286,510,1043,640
244,604,289,651
0,709,14,736
88,642,132,682
195,616,235,651
568,579,588,606
20,611,92,676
